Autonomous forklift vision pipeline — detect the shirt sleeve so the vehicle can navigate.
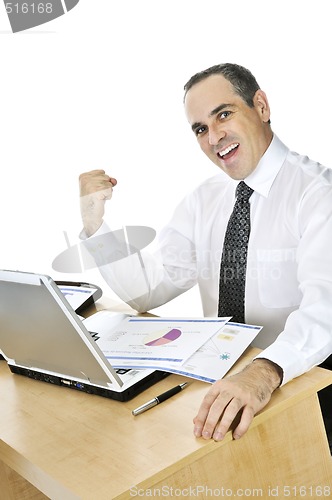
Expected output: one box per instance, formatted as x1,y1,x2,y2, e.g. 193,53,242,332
255,178,332,384
80,194,199,312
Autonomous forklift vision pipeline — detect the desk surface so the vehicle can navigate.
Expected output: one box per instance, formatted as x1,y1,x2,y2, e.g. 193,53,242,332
1,341,332,499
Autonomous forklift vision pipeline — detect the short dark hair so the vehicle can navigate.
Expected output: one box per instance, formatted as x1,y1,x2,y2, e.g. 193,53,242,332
184,63,260,108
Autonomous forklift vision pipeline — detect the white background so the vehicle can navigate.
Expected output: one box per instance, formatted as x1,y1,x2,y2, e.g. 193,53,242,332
1,0,331,316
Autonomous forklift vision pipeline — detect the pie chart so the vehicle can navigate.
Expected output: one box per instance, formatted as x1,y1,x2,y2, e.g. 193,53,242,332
144,328,182,346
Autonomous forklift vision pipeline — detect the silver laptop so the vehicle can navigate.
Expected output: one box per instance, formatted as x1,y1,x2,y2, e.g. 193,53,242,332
0,270,168,401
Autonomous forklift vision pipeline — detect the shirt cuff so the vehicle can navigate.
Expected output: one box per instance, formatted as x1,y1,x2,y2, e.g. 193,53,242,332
79,221,110,241
254,341,307,386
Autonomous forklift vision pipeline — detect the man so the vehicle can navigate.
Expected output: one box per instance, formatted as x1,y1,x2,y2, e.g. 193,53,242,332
79,63,332,444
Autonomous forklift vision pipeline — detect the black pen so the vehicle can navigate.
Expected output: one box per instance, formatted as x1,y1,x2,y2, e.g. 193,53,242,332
132,382,188,416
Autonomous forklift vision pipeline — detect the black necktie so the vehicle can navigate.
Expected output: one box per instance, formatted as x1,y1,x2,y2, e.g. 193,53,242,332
218,181,254,323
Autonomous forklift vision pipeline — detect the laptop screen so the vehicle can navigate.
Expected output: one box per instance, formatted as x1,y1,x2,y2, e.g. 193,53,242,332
0,270,123,389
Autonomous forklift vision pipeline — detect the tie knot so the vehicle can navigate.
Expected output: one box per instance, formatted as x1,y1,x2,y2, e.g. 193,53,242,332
236,181,254,201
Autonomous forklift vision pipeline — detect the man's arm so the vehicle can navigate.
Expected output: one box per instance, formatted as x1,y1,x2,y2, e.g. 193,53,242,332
79,170,117,237
78,170,200,312
193,359,283,441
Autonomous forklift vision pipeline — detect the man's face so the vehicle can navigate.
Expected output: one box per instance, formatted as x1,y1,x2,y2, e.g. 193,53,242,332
184,74,273,180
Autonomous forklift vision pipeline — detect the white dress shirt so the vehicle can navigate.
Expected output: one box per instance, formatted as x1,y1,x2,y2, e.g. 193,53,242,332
83,135,332,385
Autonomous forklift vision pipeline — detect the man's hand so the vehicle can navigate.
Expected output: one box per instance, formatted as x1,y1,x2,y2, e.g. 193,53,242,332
193,359,283,441
79,170,117,237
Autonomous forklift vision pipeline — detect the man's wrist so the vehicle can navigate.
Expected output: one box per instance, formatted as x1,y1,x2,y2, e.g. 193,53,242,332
251,358,283,390
82,219,103,238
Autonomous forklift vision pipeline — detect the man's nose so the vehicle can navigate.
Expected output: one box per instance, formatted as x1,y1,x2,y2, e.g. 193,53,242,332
208,124,225,146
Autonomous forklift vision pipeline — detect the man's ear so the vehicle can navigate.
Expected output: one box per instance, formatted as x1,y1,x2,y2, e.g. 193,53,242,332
254,90,271,123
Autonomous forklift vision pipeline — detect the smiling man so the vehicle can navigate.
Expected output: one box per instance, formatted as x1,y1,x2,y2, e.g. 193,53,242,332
184,70,272,181
79,63,332,446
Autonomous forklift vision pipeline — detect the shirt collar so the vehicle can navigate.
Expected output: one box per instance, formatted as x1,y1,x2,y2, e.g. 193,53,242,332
244,134,289,198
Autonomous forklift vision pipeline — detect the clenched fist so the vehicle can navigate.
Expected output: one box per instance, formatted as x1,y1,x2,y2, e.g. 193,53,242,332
79,170,117,236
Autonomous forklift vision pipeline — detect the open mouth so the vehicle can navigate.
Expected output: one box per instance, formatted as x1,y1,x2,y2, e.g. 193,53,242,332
217,143,239,161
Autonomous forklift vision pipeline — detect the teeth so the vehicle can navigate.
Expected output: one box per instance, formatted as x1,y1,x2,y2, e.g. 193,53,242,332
218,143,239,157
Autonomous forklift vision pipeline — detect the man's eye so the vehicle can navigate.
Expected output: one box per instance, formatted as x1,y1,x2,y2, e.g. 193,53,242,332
195,126,206,136
219,111,231,120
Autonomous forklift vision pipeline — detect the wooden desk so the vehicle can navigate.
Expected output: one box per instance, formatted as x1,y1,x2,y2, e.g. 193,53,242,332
1,345,332,499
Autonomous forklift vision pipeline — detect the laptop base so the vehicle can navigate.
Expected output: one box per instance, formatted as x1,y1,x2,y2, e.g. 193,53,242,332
9,364,170,402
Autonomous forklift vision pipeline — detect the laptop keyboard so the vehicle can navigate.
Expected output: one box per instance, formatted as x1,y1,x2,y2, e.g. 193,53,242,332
88,331,131,375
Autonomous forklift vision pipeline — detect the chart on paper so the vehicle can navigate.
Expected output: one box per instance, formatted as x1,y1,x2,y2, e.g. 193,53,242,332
96,316,230,367
144,328,182,346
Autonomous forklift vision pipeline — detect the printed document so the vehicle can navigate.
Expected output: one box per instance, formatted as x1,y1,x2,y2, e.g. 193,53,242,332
160,322,262,382
96,316,231,369
84,312,262,382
